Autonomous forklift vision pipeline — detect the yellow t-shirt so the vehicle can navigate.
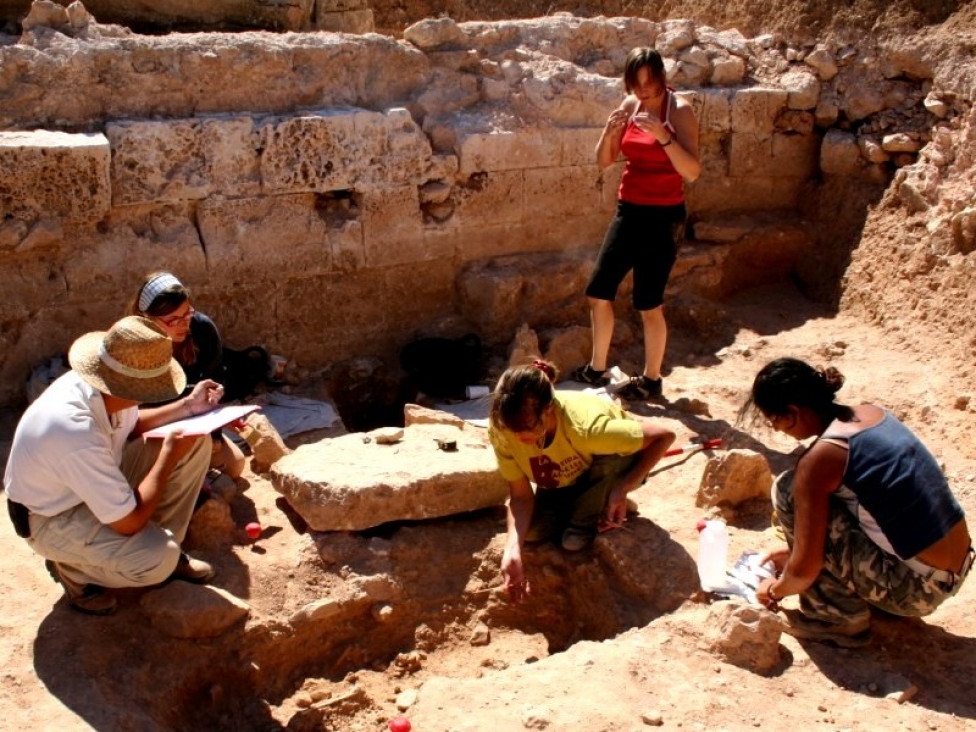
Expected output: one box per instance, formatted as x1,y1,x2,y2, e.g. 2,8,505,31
489,391,644,489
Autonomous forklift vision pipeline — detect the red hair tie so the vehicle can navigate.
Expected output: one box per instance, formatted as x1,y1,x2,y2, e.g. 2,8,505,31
532,360,554,380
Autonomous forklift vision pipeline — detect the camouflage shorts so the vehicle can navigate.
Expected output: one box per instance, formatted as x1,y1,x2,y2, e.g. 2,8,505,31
773,469,969,624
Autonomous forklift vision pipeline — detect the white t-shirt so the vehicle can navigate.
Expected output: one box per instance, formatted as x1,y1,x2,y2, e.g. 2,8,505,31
4,371,138,524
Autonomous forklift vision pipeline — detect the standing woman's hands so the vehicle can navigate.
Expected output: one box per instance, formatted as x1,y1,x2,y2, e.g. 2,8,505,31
631,110,671,145
596,105,632,168
604,107,630,134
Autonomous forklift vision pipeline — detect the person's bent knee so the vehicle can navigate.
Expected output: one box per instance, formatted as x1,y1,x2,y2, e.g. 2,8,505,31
111,531,182,588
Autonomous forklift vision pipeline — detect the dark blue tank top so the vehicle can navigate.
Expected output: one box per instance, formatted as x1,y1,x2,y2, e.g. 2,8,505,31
832,412,963,558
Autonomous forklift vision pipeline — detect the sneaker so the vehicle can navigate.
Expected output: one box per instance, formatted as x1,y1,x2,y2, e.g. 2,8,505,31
782,609,872,648
571,364,611,387
170,553,215,584
45,560,117,616
616,375,662,401
561,526,593,552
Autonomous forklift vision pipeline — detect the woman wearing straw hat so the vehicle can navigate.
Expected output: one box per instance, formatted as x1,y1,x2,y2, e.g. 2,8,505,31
131,271,246,479
4,316,224,615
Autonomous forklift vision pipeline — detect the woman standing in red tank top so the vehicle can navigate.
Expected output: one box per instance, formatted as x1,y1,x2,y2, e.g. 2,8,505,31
573,48,701,401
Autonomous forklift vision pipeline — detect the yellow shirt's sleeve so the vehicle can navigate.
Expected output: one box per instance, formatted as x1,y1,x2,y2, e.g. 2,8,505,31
488,425,528,482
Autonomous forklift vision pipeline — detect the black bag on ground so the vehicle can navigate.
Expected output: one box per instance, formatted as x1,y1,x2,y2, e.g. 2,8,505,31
221,346,270,401
399,333,483,398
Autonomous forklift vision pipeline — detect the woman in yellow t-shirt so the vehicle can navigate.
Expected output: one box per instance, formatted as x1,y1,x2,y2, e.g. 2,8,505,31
489,359,675,602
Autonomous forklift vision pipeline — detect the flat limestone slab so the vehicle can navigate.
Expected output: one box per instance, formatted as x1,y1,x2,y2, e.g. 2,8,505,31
269,422,508,531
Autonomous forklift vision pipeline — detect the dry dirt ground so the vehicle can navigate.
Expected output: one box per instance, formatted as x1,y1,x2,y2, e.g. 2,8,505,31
1,280,974,731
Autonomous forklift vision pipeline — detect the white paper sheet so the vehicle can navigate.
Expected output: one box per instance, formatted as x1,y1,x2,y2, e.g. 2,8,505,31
142,404,261,438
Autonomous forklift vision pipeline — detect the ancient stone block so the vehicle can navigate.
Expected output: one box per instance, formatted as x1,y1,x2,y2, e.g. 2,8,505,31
698,28,750,58
107,117,260,205
140,583,249,639
82,0,314,31
779,69,821,110
378,259,456,333
558,127,604,167
523,165,601,222
457,250,592,343
655,21,694,54
317,0,369,10
804,46,838,80
686,176,804,215
0,130,110,223
882,133,922,153
703,602,784,674
271,271,388,364
361,185,426,267
697,449,773,508
239,412,291,473
451,222,530,262
599,162,625,211
523,205,608,252
543,325,591,378
771,132,820,177
269,424,509,531
456,128,563,176
63,203,207,299
728,133,773,177
730,88,789,136
454,170,524,227
403,17,467,50
260,108,432,194
696,131,730,177
403,404,467,428
197,194,350,280
820,129,862,176
710,55,746,86
315,9,374,34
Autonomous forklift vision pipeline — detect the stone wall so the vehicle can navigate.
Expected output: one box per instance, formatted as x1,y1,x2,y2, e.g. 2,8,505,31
0,9,954,406
0,0,374,33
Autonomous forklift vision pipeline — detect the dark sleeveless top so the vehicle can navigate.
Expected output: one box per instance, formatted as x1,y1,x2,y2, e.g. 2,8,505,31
825,412,963,559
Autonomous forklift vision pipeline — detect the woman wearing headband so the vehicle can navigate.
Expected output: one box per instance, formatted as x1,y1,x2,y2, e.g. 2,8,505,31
745,357,972,647
489,359,675,602
131,272,245,479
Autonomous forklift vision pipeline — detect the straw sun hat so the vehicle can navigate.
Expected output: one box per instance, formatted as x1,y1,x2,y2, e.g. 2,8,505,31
68,316,186,403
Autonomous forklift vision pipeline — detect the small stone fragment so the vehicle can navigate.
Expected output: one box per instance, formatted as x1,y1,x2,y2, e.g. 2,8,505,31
469,622,491,646
395,688,418,711
641,709,664,726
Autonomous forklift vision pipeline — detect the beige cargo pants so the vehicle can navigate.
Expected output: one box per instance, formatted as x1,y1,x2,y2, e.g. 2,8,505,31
26,436,210,589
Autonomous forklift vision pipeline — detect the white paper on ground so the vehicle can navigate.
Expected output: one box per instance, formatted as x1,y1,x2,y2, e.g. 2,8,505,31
250,392,340,439
432,393,492,427
708,551,778,603
143,404,261,438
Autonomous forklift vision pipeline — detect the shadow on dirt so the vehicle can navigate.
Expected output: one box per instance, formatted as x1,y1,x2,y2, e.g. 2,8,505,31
30,503,700,730
798,612,976,720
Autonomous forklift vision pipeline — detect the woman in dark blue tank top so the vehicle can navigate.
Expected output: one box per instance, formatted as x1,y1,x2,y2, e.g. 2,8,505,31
741,357,972,647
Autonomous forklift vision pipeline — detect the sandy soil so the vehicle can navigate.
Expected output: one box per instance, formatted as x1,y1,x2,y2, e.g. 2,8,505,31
1,281,973,731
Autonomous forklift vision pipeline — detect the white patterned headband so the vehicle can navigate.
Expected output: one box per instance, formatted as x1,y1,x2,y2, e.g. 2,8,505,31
138,273,184,312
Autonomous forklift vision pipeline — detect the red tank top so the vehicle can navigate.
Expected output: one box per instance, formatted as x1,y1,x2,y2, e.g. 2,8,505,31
617,90,685,206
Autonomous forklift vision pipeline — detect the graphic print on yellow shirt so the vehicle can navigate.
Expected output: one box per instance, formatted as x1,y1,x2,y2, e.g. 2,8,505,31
490,392,644,490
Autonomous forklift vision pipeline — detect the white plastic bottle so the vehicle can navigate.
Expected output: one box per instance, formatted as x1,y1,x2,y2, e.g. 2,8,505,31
696,519,729,592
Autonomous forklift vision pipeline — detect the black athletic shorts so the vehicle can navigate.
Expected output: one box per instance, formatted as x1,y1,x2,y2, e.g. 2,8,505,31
584,200,686,311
